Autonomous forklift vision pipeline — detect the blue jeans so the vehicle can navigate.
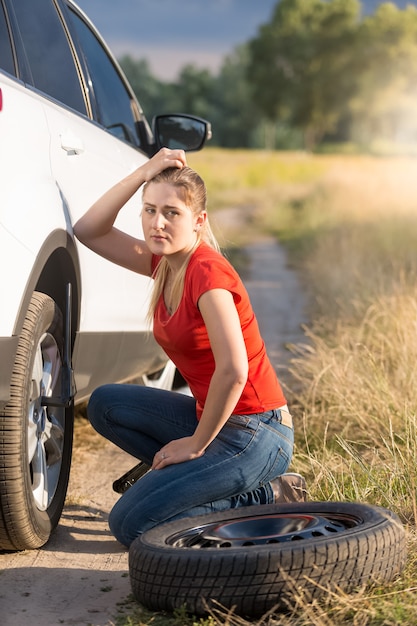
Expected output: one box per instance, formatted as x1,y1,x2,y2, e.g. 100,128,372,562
87,384,294,547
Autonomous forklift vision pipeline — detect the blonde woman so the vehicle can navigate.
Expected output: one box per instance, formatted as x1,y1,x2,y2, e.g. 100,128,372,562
74,148,306,547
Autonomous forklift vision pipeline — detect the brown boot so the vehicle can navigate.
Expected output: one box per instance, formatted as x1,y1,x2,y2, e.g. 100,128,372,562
271,473,307,503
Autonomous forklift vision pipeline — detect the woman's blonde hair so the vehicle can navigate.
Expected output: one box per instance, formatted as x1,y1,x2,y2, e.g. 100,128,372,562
143,166,220,321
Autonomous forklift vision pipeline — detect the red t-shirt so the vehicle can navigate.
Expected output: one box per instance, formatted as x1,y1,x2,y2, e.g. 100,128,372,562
152,243,286,419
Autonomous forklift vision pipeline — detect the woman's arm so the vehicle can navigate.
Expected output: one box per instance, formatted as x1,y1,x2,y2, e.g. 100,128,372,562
73,148,187,275
153,288,248,468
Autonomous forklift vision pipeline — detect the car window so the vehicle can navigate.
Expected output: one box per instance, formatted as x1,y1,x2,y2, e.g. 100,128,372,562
0,3,15,76
68,8,140,147
11,0,86,114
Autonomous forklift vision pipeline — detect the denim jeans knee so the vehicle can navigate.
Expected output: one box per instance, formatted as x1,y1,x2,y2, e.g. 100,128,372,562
87,383,199,462
103,404,294,547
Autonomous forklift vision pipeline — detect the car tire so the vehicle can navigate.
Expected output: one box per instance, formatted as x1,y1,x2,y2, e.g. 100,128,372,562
129,501,407,617
0,292,74,550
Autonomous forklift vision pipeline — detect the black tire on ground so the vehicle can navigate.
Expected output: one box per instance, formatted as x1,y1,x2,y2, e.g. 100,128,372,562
0,292,74,550
129,501,407,617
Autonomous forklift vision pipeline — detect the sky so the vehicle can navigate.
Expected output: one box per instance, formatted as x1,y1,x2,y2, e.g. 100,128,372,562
75,0,417,80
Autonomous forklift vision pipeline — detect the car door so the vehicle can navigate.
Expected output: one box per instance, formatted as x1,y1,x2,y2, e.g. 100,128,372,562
52,2,171,396
10,0,167,400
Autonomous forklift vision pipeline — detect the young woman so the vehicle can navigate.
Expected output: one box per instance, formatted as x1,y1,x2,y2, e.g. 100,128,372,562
74,148,306,548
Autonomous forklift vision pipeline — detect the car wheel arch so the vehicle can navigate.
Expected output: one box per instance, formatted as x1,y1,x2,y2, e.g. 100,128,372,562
14,230,81,344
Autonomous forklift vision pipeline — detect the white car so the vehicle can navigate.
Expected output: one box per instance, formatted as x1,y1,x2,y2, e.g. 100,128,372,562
0,0,210,551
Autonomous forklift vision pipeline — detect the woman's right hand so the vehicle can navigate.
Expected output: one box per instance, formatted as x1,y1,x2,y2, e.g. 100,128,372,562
141,147,187,182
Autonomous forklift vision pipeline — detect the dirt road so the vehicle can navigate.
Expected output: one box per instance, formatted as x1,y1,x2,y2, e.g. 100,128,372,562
0,236,307,626
0,434,137,626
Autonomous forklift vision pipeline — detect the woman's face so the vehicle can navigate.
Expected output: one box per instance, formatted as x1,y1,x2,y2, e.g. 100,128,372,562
142,182,205,260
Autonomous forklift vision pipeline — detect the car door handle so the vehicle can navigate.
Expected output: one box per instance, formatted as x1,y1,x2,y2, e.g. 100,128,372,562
60,130,84,155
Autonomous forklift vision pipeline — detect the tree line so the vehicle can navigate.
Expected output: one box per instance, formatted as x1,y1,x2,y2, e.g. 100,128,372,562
120,0,417,151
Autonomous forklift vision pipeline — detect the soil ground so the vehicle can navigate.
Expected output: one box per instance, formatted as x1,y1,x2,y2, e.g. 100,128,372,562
0,233,308,626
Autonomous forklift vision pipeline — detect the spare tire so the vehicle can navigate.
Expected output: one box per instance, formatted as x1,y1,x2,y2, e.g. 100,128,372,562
129,501,407,617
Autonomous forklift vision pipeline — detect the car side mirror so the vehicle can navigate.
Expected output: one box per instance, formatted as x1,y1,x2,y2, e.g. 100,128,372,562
153,114,212,152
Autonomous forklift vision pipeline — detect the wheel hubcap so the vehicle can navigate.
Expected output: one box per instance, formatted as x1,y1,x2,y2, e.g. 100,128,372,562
28,332,65,511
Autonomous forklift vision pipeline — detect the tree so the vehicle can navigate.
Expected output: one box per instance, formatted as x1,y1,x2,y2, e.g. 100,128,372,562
349,3,417,148
210,45,261,147
172,65,217,121
247,0,361,150
120,54,262,148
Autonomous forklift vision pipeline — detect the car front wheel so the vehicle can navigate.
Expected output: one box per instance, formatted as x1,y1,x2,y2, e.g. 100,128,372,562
0,292,74,550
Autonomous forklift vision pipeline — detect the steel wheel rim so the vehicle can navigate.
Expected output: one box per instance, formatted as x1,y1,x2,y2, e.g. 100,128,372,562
167,511,361,548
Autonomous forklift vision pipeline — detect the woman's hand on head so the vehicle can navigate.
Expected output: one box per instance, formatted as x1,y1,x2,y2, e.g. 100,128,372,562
142,148,187,182
152,436,204,470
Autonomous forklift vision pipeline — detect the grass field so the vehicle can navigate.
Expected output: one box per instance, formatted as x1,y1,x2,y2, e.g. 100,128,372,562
119,148,417,625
